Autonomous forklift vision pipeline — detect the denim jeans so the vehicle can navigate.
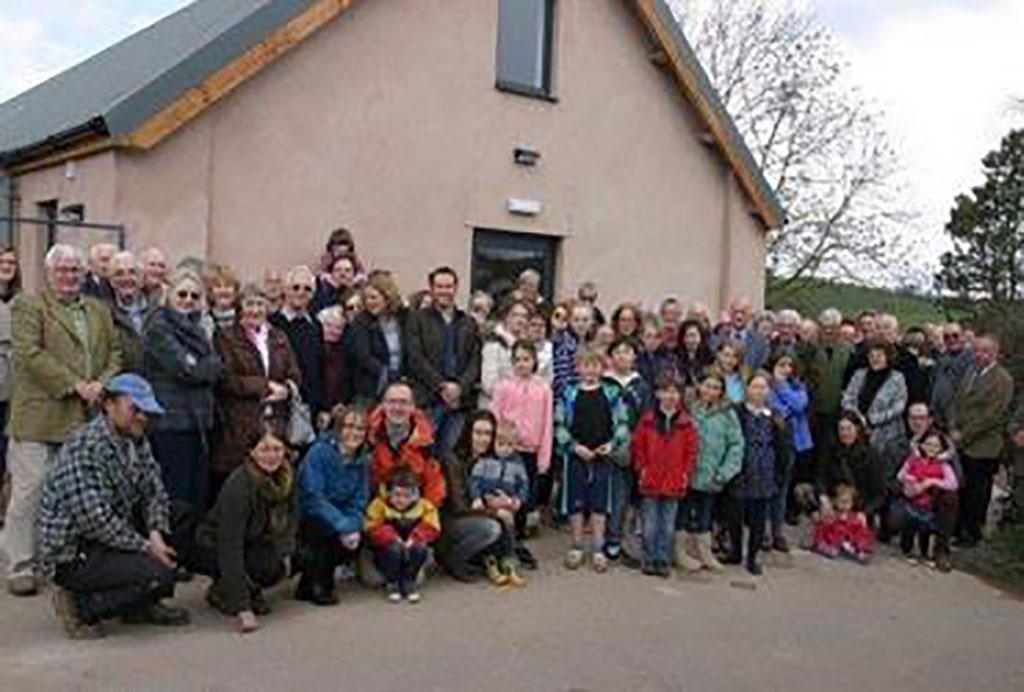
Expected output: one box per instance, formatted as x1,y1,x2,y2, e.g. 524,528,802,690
676,490,717,533
605,465,634,550
430,405,465,457
642,498,678,565
769,449,798,536
373,542,430,595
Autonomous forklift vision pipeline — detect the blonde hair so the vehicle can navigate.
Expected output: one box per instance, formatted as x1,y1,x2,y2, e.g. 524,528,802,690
365,272,403,313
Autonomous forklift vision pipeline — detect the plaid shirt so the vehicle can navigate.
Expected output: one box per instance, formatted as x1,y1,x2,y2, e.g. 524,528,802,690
38,416,170,577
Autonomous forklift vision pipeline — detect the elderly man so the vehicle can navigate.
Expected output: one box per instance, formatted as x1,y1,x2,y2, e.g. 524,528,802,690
717,296,769,371
269,265,324,415
40,373,188,638
659,297,684,350
931,322,973,427
139,247,169,305
3,244,122,596
263,267,286,314
108,251,150,372
875,313,930,405
576,281,605,327
517,268,548,315
810,308,853,458
83,242,117,302
949,332,1014,547
405,266,481,454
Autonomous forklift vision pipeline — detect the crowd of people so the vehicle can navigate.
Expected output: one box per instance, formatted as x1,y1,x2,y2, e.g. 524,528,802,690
0,226,1019,640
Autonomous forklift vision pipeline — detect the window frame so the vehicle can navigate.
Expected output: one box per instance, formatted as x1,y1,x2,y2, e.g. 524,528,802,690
471,228,559,303
495,0,558,102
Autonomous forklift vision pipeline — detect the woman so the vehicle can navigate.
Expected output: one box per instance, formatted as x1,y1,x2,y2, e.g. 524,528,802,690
479,298,530,408
0,246,20,514
204,263,240,336
675,319,713,393
318,227,366,284
469,290,495,334
318,306,349,414
313,254,357,313
435,410,513,581
144,268,223,510
815,412,886,522
212,284,301,502
841,339,908,479
188,427,297,633
527,311,554,383
346,273,407,404
297,405,370,605
610,302,642,342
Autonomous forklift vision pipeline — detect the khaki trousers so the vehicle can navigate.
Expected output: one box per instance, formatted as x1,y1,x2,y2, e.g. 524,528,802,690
1,441,59,580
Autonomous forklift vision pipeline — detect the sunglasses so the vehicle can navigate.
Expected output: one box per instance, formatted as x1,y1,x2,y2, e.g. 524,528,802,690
176,290,201,300
944,333,962,341
344,304,360,312
291,284,314,293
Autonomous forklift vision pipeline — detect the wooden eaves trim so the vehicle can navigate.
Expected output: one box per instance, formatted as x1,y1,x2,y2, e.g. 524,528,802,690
632,0,783,230
125,0,356,151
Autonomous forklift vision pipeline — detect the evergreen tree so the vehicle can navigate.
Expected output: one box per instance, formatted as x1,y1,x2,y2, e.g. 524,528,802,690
937,129,1024,305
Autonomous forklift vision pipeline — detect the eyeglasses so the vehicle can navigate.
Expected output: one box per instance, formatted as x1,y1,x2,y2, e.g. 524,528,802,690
176,290,201,300
344,304,359,312
383,398,412,406
342,422,368,432
291,284,314,293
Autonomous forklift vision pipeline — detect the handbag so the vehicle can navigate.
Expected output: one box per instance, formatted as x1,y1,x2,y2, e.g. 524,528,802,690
286,380,315,447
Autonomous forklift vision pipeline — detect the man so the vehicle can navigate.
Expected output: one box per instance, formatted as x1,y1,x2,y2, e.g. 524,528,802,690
516,268,548,315
404,266,481,454
659,297,683,351
877,314,929,405
108,251,150,372
263,266,286,314
893,402,962,571
39,374,189,639
931,322,973,427
576,281,605,327
719,296,768,371
3,244,122,596
838,319,858,347
83,242,117,302
844,310,881,385
139,247,169,305
269,265,324,415
809,308,852,458
949,332,1014,547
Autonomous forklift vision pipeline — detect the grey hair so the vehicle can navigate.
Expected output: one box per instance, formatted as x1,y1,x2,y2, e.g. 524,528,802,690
110,250,139,270
44,243,85,269
317,305,345,326
819,308,843,327
285,265,315,286
518,268,541,285
777,309,801,325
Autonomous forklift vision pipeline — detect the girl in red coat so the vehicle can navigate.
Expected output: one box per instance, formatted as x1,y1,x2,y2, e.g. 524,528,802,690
810,484,874,563
631,372,699,577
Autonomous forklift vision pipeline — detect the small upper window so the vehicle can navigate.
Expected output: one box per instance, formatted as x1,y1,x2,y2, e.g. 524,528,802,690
496,0,556,100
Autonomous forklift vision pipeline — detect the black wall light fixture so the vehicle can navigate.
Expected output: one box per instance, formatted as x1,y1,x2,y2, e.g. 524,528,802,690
514,147,541,166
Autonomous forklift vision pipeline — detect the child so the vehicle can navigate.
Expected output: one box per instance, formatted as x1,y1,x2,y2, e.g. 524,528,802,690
491,340,554,568
730,372,790,576
896,429,958,563
364,467,441,603
528,312,554,383
810,484,874,563
555,348,631,572
631,372,699,577
552,301,594,403
469,420,531,586
767,354,810,551
603,337,653,561
592,324,616,371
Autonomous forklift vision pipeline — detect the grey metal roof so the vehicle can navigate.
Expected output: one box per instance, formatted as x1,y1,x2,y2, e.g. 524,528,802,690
0,0,319,162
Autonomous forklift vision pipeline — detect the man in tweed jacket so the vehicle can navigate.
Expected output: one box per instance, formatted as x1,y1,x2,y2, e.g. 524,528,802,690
39,374,189,639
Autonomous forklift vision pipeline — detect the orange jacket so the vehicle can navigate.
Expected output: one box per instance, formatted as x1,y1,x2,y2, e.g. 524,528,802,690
368,407,446,507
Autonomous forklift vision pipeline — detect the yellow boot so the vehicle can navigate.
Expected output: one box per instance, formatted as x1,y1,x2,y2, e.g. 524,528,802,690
485,556,509,586
501,558,527,587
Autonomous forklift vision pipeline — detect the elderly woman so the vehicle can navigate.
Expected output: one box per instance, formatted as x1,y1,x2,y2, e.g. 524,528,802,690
296,405,370,605
842,338,908,480
0,246,20,509
184,426,298,634
204,263,240,336
346,272,407,404
143,268,223,510
212,284,301,502
318,306,349,413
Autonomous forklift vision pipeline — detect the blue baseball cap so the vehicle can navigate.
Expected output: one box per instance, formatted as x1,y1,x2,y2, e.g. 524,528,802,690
106,373,165,416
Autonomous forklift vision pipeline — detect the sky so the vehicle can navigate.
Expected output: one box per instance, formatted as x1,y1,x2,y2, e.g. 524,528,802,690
1,0,1023,277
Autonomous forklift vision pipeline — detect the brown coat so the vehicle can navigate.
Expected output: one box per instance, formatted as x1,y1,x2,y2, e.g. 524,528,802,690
951,364,1014,459
211,323,300,475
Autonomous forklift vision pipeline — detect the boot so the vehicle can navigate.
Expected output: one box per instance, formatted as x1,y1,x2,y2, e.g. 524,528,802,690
485,556,509,586
696,533,725,573
500,558,527,587
747,529,763,576
673,531,702,572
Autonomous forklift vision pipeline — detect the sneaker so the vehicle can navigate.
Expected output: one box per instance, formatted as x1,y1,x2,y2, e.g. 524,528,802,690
603,543,622,560
406,590,422,604
7,574,38,597
53,588,105,640
772,534,791,553
250,588,271,616
515,545,539,570
386,584,402,603
592,552,609,573
564,548,584,570
122,602,191,627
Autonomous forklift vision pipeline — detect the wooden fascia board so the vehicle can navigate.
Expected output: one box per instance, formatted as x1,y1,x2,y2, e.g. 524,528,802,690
633,0,782,230
4,136,117,176
124,0,355,151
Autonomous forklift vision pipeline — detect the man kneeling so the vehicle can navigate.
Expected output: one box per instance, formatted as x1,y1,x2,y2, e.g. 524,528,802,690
39,374,189,639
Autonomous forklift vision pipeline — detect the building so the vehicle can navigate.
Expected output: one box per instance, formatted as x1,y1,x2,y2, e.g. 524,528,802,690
0,0,783,308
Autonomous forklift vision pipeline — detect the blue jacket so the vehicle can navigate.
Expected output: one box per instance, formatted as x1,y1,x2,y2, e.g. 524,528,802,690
769,378,813,453
298,435,369,536
555,381,632,467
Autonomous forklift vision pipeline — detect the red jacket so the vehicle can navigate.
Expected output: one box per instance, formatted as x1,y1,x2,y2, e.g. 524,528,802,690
631,409,699,499
368,407,446,507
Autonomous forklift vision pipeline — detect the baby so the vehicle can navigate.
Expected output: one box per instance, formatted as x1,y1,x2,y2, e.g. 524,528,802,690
810,484,874,564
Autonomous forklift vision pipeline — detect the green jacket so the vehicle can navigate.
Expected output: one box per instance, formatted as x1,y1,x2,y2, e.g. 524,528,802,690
951,364,1014,459
810,341,852,415
689,401,745,493
10,288,122,443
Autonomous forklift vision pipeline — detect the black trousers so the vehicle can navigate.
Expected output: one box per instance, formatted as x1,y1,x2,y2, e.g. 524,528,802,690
726,496,769,564
958,455,999,541
515,452,538,538
297,518,359,585
55,545,175,624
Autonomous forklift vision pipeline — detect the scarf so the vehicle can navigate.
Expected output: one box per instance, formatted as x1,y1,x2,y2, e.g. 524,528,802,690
386,419,411,450
246,460,294,537
858,367,891,416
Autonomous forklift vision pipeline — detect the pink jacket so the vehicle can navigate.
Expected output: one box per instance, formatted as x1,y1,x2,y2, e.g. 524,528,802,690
491,374,554,473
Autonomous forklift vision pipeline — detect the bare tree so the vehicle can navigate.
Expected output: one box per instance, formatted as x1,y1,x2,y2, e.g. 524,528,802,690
668,0,916,292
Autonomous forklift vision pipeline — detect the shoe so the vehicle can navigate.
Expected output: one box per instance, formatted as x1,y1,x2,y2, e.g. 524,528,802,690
747,558,763,576
673,531,703,572
7,574,38,597
641,562,658,576
405,590,422,604
603,543,622,560
122,602,190,626
237,611,260,634
501,558,527,587
485,556,509,586
657,563,672,578
386,584,402,603
773,534,790,553
53,588,105,640
564,548,584,570
250,588,271,616
515,545,539,570
696,533,725,573
592,552,609,573
721,552,743,565
294,574,314,602
174,566,194,583
205,585,233,614
935,552,953,573
621,553,642,570
310,581,339,606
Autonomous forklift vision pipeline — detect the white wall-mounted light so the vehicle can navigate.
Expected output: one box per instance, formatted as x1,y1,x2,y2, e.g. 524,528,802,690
507,198,542,216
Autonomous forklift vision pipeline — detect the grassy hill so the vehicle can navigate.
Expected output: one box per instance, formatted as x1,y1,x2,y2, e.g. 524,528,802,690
766,278,968,326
